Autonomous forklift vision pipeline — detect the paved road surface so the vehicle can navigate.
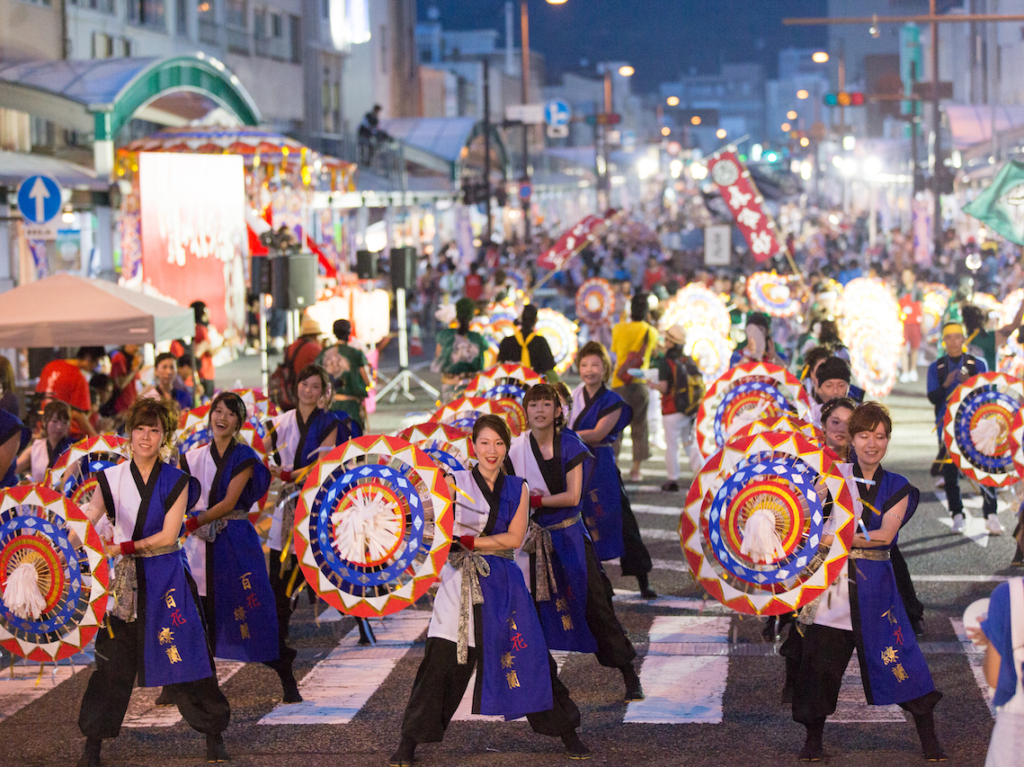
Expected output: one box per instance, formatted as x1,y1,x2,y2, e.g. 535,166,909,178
1,361,1014,766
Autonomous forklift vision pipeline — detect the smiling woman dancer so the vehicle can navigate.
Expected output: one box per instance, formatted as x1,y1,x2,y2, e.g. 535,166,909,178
792,402,945,762
78,397,230,767
180,392,283,695
390,415,591,767
509,383,644,702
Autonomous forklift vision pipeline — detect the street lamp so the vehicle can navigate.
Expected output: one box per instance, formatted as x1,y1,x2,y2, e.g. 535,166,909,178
716,128,727,139
667,96,680,106
787,110,798,120
796,89,809,100
812,51,829,63
781,122,791,132
661,126,671,136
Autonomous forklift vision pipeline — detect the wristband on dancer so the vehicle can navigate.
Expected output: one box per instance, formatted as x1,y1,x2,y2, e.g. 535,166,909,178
185,516,202,534
119,540,137,556
459,535,476,551
530,494,545,509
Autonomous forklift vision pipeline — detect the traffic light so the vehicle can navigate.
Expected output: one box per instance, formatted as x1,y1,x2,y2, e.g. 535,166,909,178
823,92,865,107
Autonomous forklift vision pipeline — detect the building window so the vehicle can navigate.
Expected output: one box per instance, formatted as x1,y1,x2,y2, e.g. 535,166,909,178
289,14,301,63
380,25,387,74
198,0,217,44
175,0,188,35
225,0,249,53
127,0,166,30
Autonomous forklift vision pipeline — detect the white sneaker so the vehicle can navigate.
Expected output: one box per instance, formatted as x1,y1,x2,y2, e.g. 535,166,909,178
909,369,918,382
898,372,910,383
952,513,965,533
987,516,1004,535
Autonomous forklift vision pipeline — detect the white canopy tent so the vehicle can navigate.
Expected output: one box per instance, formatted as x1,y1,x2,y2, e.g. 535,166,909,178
0,274,194,347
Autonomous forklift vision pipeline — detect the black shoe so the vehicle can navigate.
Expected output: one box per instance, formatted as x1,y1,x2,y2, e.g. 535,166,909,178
281,676,303,704
154,687,176,707
357,618,376,646
76,738,101,767
622,665,645,702
660,481,680,492
799,720,824,762
561,731,592,760
911,618,926,637
388,736,416,767
206,734,229,763
636,573,657,600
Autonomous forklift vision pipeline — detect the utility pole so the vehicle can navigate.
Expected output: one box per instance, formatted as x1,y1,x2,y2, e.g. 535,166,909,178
596,68,612,211
484,57,492,244
784,6,1024,262
520,0,532,241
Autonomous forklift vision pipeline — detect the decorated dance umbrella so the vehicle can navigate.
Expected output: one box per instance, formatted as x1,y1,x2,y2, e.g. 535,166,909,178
695,362,812,460
660,282,732,336
680,324,734,384
535,308,579,376
0,484,110,661
576,278,616,327
49,436,129,509
292,436,454,617
942,372,1024,487
231,388,279,420
973,291,1003,320
484,298,521,325
838,278,904,398
504,268,529,292
464,364,544,402
429,397,522,436
921,283,951,345
731,414,825,446
396,422,475,463
679,430,856,615
1008,407,1024,479
746,273,801,318
495,398,527,435
470,318,515,370
1001,288,1024,359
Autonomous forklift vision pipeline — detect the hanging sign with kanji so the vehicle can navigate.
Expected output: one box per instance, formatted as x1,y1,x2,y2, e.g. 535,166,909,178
707,152,781,263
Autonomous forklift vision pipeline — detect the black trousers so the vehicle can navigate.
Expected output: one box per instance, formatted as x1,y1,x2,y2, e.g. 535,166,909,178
401,637,580,745
79,616,230,739
268,548,299,659
618,483,652,577
891,545,924,624
941,445,997,518
583,537,637,669
792,623,940,726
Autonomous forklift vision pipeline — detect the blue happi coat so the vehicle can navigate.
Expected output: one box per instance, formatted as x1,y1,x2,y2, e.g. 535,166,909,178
849,464,935,706
97,461,207,687
438,469,553,720
570,384,631,561
182,439,276,663
510,429,597,653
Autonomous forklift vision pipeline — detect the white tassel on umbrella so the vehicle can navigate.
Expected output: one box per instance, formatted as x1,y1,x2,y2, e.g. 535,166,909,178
727,399,773,437
740,508,787,564
971,417,1003,457
3,561,47,620
332,487,403,564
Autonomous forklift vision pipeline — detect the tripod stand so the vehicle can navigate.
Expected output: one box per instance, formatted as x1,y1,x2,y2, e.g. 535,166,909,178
377,287,439,403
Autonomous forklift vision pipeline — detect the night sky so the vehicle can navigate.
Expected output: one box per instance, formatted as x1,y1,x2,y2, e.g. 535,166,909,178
419,1,829,92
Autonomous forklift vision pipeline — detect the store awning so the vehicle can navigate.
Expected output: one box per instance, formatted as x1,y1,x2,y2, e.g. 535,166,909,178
380,117,510,180
0,151,108,191
945,103,1024,151
0,274,194,347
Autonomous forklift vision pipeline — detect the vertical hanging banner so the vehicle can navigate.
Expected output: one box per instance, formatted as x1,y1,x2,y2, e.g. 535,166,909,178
707,151,781,263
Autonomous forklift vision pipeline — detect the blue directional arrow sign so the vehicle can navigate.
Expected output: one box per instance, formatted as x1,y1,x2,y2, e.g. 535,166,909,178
17,175,63,224
544,99,571,128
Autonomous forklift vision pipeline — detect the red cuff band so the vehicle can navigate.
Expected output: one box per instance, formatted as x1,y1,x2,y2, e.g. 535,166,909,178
459,535,475,551
185,517,201,534
280,469,293,482
530,494,544,509
119,540,137,556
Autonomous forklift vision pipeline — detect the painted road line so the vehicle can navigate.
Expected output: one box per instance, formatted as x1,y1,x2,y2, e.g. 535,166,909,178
607,557,689,574
632,504,683,517
638,528,682,542
124,660,245,727
259,610,431,725
623,486,663,494
452,651,570,722
950,618,995,717
0,651,93,722
624,616,730,724
933,492,1011,550
830,658,905,723
913,575,1010,583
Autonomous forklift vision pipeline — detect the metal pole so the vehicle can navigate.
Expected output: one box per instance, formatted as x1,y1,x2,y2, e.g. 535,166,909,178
396,287,409,398
259,295,269,390
596,68,612,211
931,0,943,260
910,60,919,191
520,0,532,241
484,57,492,243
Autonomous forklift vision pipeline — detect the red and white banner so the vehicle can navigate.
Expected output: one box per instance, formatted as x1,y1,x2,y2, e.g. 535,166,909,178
706,152,781,263
538,211,619,272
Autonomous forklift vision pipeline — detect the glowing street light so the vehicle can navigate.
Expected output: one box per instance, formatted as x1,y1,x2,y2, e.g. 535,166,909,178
666,96,680,106
661,126,671,136
690,163,708,180
716,128,727,139
787,110,798,120
781,122,792,132
800,137,810,147
691,115,702,125
618,65,635,77
546,0,568,4
812,51,829,63
796,89,809,100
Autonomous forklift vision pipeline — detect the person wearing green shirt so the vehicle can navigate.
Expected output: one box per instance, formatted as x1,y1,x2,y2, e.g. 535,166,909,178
433,298,489,402
317,319,371,430
962,302,1024,373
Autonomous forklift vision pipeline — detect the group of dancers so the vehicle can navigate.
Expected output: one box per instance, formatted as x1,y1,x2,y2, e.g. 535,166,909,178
6,323,950,765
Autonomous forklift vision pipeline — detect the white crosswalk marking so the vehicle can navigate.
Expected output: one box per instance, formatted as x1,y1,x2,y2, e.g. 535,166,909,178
950,618,995,717
0,652,92,722
631,504,682,517
830,658,905,723
624,616,730,724
258,610,431,725
933,492,1011,549
125,660,245,727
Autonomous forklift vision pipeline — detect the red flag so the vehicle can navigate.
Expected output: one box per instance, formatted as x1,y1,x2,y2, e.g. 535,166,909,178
537,214,604,271
706,152,781,263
